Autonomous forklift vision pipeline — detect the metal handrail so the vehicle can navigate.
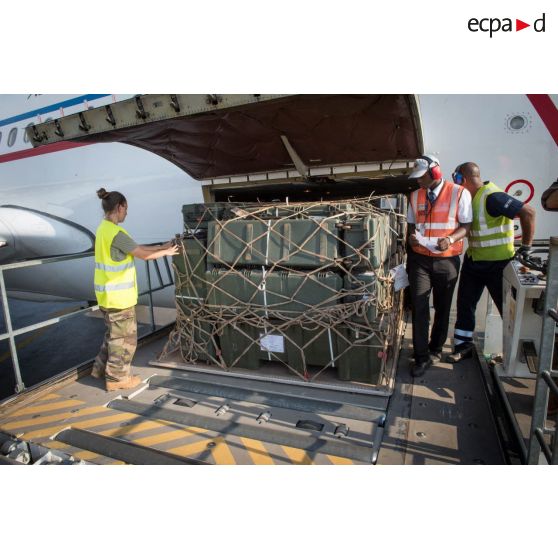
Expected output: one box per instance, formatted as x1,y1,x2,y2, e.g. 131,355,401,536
527,236,558,464
542,370,558,399
0,249,174,396
491,366,528,463
0,250,94,271
534,428,553,463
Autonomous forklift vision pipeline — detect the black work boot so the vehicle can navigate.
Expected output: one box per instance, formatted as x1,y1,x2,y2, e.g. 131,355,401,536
411,358,433,378
447,342,474,363
429,350,442,364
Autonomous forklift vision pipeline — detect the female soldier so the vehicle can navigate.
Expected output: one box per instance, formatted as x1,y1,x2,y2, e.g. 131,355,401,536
92,188,179,391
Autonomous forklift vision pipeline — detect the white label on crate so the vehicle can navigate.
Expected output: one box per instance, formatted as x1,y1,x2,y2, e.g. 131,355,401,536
259,334,285,353
380,197,397,210
391,264,410,292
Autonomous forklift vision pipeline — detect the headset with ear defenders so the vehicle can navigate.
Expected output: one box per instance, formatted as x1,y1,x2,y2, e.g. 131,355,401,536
421,155,443,181
452,165,464,185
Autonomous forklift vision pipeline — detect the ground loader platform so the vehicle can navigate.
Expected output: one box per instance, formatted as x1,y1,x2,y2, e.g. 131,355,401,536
0,316,508,465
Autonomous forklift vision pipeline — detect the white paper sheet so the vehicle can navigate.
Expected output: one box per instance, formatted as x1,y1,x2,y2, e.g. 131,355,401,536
414,231,442,253
391,264,410,292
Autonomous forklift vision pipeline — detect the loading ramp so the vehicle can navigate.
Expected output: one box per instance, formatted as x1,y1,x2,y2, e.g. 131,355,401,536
1,318,507,465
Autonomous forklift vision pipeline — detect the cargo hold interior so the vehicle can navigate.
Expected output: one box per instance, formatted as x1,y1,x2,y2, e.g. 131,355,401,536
211,175,418,203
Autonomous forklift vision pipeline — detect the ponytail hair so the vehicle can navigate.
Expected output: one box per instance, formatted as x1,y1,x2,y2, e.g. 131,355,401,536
96,188,127,214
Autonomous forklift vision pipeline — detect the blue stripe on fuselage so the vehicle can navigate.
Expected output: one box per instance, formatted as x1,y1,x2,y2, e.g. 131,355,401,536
0,94,111,127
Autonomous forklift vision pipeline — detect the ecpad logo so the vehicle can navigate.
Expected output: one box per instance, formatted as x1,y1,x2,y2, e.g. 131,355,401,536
468,13,546,37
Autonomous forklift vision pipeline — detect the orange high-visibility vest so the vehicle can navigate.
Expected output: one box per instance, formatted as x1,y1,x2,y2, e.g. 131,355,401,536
410,180,465,257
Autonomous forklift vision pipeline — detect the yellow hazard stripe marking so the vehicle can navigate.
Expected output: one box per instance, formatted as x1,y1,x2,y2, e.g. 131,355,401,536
98,420,171,439
168,436,235,464
10,399,85,417
43,440,69,451
43,434,129,465
326,455,354,465
46,435,348,465
99,419,207,447
282,446,313,465
169,439,216,459
73,449,104,461
39,393,63,402
131,426,206,447
34,439,106,464
240,437,274,465
22,411,138,440
2,405,110,430
210,436,236,464
71,449,127,464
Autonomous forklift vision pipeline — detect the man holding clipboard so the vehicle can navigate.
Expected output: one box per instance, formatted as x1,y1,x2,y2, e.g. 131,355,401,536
407,155,472,377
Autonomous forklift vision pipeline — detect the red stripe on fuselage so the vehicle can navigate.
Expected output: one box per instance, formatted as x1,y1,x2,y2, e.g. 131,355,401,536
527,94,558,147
0,141,88,164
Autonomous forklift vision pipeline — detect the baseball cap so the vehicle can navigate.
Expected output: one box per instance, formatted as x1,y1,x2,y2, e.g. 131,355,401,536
408,155,440,179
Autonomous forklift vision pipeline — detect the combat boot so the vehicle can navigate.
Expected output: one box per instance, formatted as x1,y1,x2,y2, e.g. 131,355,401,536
105,374,142,392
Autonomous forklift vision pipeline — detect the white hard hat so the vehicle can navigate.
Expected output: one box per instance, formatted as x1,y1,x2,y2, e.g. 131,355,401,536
408,154,440,179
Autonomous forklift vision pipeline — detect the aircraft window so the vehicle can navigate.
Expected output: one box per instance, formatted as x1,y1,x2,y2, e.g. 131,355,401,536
7,127,18,147
508,115,526,131
23,122,34,143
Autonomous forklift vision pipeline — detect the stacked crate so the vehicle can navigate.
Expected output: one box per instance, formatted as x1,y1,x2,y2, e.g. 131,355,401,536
172,198,403,385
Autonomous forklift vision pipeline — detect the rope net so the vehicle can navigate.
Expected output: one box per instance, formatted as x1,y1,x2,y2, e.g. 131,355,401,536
161,196,406,384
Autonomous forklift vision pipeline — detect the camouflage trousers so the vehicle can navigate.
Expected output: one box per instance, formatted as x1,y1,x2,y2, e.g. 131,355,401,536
92,306,137,381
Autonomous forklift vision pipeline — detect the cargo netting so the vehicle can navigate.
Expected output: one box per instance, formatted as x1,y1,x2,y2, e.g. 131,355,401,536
161,196,407,384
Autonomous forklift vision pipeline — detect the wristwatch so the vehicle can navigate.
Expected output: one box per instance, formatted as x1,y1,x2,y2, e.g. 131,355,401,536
447,235,454,245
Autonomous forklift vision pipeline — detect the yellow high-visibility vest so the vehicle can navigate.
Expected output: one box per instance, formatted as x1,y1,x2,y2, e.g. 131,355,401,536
94,220,138,309
468,182,515,261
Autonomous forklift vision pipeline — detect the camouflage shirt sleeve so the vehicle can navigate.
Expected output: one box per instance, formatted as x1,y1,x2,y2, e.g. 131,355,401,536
110,231,138,262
